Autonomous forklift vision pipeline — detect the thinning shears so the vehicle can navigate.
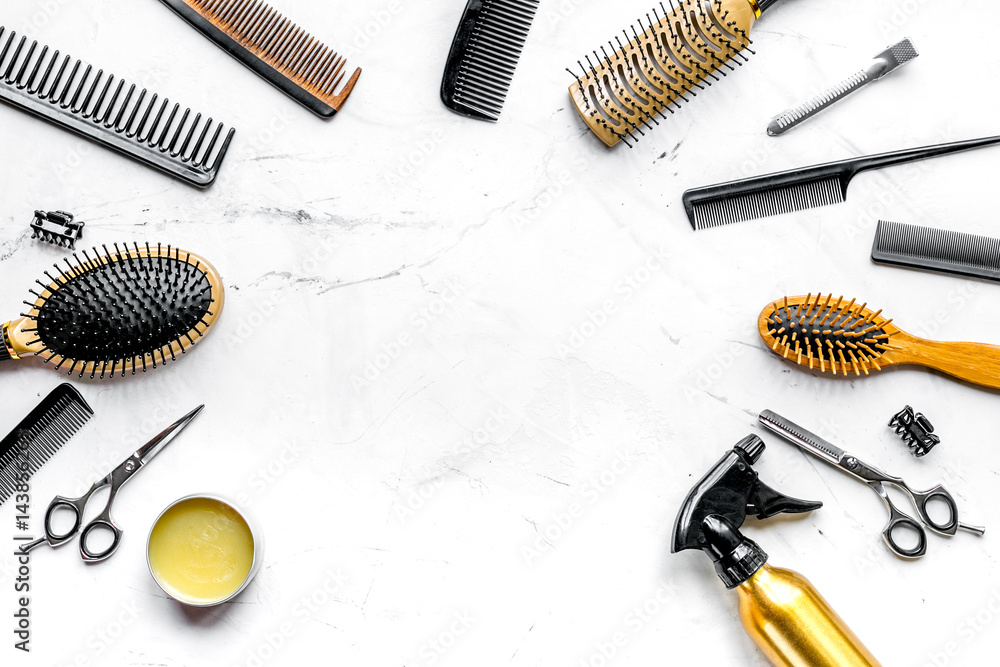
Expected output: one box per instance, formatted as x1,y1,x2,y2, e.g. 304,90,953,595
758,409,984,559
22,405,203,562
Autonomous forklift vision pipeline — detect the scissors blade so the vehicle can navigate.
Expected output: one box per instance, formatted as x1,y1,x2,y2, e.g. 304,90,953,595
758,410,848,467
135,405,204,464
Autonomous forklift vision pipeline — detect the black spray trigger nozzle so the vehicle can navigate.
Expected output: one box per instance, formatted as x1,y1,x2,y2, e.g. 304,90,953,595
747,478,824,520
672,434,822,555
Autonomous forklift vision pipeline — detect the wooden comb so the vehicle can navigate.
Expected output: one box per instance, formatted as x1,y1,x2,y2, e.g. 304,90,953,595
160,0,361,118
759,293,1000,390
567,0,784,147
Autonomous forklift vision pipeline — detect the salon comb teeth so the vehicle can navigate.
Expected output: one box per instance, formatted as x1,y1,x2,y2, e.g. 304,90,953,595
0,26,234,188
159,0,361,118
872,220,1000,282
441,0,541,121
684,134,1000,230
0,384,93,506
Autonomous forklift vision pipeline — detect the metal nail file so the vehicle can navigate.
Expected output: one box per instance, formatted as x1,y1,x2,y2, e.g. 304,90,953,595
768,38,919,136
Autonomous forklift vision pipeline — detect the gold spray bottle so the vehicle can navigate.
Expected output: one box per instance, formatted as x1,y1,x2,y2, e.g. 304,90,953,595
672,435,882,667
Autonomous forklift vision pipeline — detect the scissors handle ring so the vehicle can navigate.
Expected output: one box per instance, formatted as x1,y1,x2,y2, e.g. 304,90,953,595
883,511,928,559
906,484,960,536
43,495,86,546
79,517,123,562
872,482,928,559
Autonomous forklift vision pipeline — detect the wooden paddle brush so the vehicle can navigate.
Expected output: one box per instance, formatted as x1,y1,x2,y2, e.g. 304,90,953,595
1,243,224,379
759,293,1000,389
567,0,785,147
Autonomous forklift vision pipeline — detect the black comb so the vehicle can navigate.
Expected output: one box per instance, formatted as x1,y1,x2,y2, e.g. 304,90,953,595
683,135,1000,230
441,0,540,121
872,220,1000,282
0,384,93,506
0,26,234,188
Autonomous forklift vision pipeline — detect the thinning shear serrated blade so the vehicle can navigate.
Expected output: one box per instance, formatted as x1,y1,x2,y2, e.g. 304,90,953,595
758,410,846,466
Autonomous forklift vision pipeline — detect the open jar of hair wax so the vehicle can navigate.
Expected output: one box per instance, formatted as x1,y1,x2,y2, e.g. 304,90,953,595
147,495,262,606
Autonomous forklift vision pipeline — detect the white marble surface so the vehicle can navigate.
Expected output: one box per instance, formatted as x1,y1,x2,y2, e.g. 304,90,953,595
1,0,999,665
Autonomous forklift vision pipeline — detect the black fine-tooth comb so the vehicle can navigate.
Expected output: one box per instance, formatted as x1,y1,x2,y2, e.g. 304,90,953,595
159,0,361,118
0,26,234,188
683,135,1000,230
872,220,1000,283
441,0,541,121
0,384,93,506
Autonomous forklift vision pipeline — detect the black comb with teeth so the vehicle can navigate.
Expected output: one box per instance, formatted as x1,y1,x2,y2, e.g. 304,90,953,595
683,135,1000,230
441,0,540,121
0,26,234,188
0,384,93,506
872,220,1000,282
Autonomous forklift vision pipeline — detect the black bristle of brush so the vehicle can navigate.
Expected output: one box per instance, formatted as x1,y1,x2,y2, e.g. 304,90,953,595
0,384,93,506
10,244,216,379
872,220,1000,282
441,0,541,121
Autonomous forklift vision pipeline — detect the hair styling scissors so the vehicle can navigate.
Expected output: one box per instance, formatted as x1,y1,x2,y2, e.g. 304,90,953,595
21,405,203,562
758,409,984,559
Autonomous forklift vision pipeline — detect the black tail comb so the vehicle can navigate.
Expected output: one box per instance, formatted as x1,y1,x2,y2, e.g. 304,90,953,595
0,384,93,506
0,26,235,188
684,135,1000,230
441,0,540,121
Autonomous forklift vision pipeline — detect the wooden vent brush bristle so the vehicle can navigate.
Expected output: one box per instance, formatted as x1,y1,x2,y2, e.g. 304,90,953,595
759,293,1000,390
568,0,784,147
1,243,224,379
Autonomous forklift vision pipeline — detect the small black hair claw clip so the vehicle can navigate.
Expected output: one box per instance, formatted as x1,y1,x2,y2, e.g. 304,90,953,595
889,405,940,457
30,210,85,250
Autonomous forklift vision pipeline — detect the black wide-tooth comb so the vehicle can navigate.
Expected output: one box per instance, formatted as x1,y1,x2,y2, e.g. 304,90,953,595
0,26,234,188
0,384,93,506
1,243,225,379
441,0,541,121
158,0,361,118
683,135,1000,230
872,220,1000,283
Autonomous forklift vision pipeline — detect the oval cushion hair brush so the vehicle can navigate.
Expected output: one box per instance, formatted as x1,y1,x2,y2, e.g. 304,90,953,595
568,0,786,147
758,293,1000,390
1,243,224,379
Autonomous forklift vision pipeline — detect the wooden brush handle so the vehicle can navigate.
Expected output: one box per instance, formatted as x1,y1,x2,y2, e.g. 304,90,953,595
895,333,1000,390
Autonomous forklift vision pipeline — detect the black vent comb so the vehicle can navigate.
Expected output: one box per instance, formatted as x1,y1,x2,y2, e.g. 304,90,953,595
441,0,540,121
0,384,93,506
683,135,1000,230
0,26,234,188
159,0,361,118
872,220,1000,282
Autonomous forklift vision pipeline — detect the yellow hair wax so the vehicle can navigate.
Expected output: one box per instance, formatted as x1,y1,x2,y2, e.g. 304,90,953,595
147,496,257,605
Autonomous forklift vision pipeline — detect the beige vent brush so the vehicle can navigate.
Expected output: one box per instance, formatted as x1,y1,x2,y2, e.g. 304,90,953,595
568,0,785,147
759,293,1000,390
